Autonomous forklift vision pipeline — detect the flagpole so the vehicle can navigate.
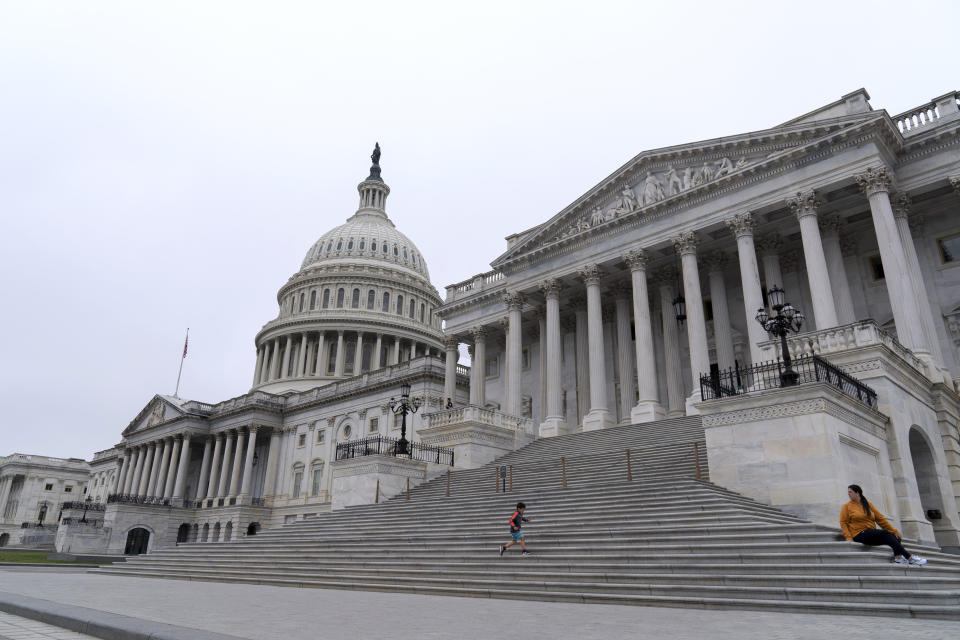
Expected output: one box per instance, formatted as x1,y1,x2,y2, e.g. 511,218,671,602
174,328,189,398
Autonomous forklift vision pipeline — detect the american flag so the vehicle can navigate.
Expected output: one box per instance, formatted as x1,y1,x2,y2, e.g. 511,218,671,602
182,330,189,359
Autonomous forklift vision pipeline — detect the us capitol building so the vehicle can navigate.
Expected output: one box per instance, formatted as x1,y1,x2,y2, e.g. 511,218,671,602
3,88,960,556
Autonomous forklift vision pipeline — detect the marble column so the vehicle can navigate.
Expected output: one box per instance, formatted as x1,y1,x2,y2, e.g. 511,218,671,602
115,451,131,494
296,334,308,376
469,326,487,406
280,335,293,379
613,283,635,424
655,269,685,416
334,331,346,376
539,279,566,436
269,338,281,380
856,167,927,357
579,264,615,430
126,447,142,495
704,250,735,370
726,212,767,365
252,348,264,386
894,195,948,372
163,437,182,499
139,443,156,497
205,434,223,500
392,336,400,365
314,332,326,376
758,233,784,294
818,215,856,325
0,478,11,517
504,292,524,417
217,432,236,499
623,249,664,422
443,335,458,405
263,429,283,498
787,191,838,329
374,333,383,370
195,436,213,501
155,438,173,498
259,343,271,383
228,429,246,499
239,427,258,499
354,332,364,374
673,231,710,412
573,298,590,425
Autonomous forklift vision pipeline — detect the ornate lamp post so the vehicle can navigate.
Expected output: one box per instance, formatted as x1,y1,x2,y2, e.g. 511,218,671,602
755,285,805,387
388,382,421,456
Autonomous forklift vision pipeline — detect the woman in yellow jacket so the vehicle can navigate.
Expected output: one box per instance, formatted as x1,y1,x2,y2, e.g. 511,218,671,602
840,484,927,566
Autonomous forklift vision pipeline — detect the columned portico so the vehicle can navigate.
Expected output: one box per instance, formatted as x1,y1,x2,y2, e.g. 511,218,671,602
163,436,181,499
239,427,258,500
726,212,767,365
673,232,710,412
704,250,735,371
539,279,566,435
443,335,458,403
216,432,234,499
818,215,856,325
624,250,664,422
579,264,614,430
263,429,282,498
206,434,223,500
469,326,487,406
787,191,838,329
613,283,634,424
172,434,191,500
228,429,246,499
655,268,685,416
504,292,524,417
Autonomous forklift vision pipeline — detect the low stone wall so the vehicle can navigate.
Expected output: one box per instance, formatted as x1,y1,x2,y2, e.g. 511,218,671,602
330,456,428,510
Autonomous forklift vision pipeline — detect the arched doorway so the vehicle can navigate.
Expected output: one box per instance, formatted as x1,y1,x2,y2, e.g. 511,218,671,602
224,521,233,542
909,427,946,541
246,522,260,536
0,533,9,547
201,523,209,542
124,527,150,555
212,522,221,542
176,523,190,543
190,523,199,542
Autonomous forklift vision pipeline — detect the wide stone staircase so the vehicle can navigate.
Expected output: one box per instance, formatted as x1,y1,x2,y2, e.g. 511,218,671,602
93,416,960,619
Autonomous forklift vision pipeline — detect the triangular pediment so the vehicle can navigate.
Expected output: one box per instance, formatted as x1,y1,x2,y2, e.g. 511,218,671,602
491,111,887,269
122,395,187,437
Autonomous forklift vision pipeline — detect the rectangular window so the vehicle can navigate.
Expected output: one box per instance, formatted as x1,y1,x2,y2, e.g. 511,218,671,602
292,472,302,497
938,233,960,264
64,486,72,493
369,417,379,433
868,254,885,281
485,356,499,378
311,468,322,496
44,483,53,491
297,434,306,448
316,429,325,443
521,347,530,370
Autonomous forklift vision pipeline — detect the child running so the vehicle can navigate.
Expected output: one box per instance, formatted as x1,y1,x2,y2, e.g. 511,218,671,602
499,501,533,557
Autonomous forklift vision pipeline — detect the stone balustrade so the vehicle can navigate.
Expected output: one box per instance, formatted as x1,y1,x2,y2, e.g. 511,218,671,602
758,319,927,377
893,91,960,134
444,269,505,302
423,405,534,436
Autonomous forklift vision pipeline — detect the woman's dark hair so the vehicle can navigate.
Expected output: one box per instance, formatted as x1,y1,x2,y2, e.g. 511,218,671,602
848,484,871,519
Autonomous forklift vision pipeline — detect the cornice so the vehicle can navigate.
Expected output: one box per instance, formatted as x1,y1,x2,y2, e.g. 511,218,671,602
279,267,443,305
256,311,444,346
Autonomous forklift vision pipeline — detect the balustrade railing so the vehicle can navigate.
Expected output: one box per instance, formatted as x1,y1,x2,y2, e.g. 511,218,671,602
59,518,104,528
61,501,106,512
335,434,454,466
422,405,535,435
444,269,506,302
892,92,959,134
699,355,877,409
106,494,175,507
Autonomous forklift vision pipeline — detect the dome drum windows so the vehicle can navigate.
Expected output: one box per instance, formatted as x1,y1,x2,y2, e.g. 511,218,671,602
351,288,361,308
336,288,345,308
367,289,375,309
347,239,354,250
299,293,305,312
372,241,378,252
408,298,415,318
310,290,317,310
359,239,365,251
396,294,404,315
382,292,390,311
322,289,330,309
336,240,343,251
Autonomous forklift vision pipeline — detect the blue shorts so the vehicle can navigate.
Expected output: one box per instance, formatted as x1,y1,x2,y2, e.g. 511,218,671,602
511,530,524,542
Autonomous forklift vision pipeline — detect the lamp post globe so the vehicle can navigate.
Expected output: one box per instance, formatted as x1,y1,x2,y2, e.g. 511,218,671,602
756,287,804,387
390,382,420,456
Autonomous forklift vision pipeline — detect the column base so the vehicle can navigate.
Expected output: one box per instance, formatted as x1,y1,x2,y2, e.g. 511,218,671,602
685,389,704,416
582,409,616,431
630,401,666,424
538,417,569,438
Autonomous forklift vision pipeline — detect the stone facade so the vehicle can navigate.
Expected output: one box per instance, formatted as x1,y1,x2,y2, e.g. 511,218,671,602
0,454,90,547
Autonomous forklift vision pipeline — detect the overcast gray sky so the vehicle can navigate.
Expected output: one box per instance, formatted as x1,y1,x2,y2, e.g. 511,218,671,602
1,1,957,460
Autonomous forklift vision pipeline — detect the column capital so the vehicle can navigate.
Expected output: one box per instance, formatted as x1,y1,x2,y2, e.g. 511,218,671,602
577,263,604,286
787,190,821,220
538,278,563,300
756,232,783,256
671,230,699,256
724,211,756,238
856,166,893,196
469,325,487,341
443,335,459,350
622,248,649,271
502,291,525,310
817,214,843,236
893,193,912,219
702,249,728,273
840,236,858,258
950,175,960,195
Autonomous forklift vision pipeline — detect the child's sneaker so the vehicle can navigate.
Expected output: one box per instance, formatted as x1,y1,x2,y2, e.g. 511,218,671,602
908,555,927,566
893,556,909,565
498,545,505,557
521,551,531,556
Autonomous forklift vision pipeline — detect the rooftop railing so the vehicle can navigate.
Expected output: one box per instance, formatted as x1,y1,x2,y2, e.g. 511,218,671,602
892,92,960,134
444,269,506,303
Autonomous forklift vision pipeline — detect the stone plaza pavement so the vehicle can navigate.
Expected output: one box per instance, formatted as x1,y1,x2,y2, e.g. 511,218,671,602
0,568,957,640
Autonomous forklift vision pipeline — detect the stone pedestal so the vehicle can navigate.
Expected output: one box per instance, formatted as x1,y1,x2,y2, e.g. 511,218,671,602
698,383,907,536
420,406,534,468
331,456,427,510
630,401,666,424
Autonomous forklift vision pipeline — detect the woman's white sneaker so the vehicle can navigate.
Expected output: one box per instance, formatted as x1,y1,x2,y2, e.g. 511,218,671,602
908,555,927,566
893,556,910,565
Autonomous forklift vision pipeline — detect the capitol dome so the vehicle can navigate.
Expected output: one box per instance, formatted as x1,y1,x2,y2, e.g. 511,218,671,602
251,145,444,393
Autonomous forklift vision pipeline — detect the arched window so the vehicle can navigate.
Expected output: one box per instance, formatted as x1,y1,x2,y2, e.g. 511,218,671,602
382,243,388,254
347,239,354,250
420,303,425,322
382,292,390,311
289,297,295,313
393,245,398,256
372,240,377,252
326,241,333,252
322,289,330,309
310,290,317,310
409,298,415,318
367,290,375,309
359,239,365,251
403,247,408,260
299,293,305,312
336,240,343,251
351,288,360,308
396,295,404,315
336,288,345,308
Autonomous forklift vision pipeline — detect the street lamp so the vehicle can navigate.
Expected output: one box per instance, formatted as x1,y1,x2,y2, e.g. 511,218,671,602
388,382,421,456
755,285,805,387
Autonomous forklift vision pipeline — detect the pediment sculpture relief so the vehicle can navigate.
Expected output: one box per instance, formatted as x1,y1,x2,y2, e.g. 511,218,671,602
147,401,165,427
548,155,753,244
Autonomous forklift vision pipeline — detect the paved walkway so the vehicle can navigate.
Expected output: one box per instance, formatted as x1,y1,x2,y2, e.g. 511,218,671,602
0,568,956,640
0,610,98,640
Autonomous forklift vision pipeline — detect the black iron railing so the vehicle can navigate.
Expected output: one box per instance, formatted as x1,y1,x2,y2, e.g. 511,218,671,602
335,434,454,466
251,497,265,507
59,517,104,528
106,494,174,507
699,355,877,409
61,501,106,512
